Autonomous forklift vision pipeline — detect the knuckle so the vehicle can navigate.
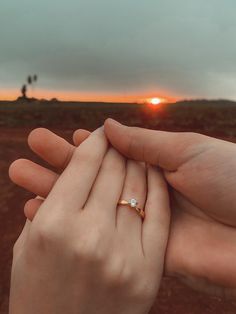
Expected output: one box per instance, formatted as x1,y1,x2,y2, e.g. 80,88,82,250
104,258,156,300
126,179,146,198
29,219,61,250
183,132,206,144
127,128,140,157
101,149,126,174
73,229,105,263
73,146,101,166
104,257,133,288
131,183,146,197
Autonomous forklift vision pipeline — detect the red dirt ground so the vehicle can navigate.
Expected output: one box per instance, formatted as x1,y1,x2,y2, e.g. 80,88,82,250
1,100,236,313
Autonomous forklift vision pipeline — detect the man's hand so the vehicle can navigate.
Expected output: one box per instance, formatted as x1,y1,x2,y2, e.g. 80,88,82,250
104,119,236,296
104,119,236,226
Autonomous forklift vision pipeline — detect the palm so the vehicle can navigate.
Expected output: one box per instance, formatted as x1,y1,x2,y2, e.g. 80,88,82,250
163,141,236,296
166,139,236,225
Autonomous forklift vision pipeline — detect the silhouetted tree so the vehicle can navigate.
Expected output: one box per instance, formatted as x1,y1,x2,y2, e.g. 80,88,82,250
21,84,27,98
31,74,38,97
19,74,39,100
27,76,32,85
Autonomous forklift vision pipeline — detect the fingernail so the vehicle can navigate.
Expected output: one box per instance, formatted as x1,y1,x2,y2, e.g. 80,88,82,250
36,196,45,200
106,118,123,126
93,126,104,135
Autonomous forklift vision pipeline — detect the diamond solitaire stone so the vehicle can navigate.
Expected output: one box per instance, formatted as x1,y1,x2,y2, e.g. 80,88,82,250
129,198,138,208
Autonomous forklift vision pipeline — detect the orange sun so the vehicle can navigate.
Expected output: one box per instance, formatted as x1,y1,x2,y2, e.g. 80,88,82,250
150,97,162,105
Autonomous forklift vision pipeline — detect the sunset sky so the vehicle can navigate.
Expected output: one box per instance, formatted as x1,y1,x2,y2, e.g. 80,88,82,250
0,0,236,102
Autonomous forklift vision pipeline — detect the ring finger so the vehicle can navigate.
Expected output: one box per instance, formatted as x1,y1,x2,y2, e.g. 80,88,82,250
117,160,147,246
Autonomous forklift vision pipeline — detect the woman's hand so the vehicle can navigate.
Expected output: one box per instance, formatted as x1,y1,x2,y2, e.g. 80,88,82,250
9,128,170,314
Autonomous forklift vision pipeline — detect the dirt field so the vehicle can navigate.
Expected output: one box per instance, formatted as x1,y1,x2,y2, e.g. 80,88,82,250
1,99,236,313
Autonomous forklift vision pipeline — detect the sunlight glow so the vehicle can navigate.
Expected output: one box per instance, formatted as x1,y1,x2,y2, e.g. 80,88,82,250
150,97,162,105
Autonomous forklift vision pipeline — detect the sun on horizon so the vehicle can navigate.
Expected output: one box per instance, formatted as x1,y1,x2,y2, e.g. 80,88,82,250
150,97,162,105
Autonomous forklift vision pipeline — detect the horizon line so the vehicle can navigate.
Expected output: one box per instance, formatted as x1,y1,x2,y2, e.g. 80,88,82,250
1,97,236,105
0,88,179,103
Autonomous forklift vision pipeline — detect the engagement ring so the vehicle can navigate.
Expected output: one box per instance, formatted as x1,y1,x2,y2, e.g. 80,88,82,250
118,198,145,220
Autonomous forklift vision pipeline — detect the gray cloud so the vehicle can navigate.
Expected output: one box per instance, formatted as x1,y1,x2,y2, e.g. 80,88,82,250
0,0,236,99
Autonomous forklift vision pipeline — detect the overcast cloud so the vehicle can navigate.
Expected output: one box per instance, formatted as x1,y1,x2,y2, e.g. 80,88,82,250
0,0,236,99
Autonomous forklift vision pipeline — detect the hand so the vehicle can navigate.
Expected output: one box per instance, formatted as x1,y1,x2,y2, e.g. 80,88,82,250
104,119,236,296
9,128,91,220
9,125,236,297
9,128,170,314
9,124,236,298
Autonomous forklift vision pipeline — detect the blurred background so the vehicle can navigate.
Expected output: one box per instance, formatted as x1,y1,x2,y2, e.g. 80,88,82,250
1,0,236,313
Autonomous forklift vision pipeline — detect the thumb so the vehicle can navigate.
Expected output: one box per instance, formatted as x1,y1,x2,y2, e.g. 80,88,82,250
104,119,208,171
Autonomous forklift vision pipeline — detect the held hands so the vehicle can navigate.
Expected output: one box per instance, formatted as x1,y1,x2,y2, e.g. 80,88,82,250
9,128,170,314
9,120,236,299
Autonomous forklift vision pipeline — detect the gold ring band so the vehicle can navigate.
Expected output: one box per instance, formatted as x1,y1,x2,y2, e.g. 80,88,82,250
118,199,145,220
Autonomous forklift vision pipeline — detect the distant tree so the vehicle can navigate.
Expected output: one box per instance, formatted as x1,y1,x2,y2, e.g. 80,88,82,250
21,84,27,98
27,76,32,85
19,74,39,100
28,74,38,98
26,76,32,98
32,74,38,97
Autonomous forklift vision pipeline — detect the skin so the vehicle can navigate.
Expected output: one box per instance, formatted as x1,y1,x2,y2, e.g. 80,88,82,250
9,120,236,297
104,119,236,296
9,128,170,314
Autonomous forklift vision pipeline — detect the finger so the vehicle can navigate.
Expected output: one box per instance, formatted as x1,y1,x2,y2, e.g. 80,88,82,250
142,166,170,271
9,159,58,197
24,197,44,221
104,118,208,171
85,148,126,224
28,128,89,169
73,129,91,147
42,128,108,212
117,160,146,246
9,129,90,197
